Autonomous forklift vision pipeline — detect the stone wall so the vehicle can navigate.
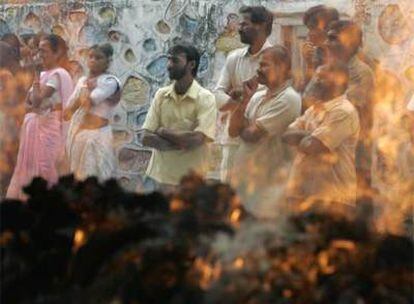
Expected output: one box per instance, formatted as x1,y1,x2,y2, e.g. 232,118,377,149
353,0,414,84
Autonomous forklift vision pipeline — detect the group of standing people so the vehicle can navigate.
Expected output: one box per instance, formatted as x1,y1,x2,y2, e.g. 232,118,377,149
0,4,412,219
0,34,121,200
140,4,401,219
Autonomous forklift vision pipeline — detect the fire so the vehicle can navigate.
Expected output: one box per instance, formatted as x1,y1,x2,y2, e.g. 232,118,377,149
73,228,86,251
193,258,222,290
283,289,293,298
230,208,242,224
233,257,244,269
331,240,356,251
298,198,315,213
0,231,13,246
318,250,336,275
170,198,185,212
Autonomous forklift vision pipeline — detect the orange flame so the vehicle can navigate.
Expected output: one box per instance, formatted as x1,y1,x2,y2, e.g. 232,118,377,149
233,257,244,269
73,229,86,251
193,258,222,289
230,208,242,224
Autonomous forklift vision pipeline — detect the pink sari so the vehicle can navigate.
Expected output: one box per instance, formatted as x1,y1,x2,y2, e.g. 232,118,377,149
6,68,74,200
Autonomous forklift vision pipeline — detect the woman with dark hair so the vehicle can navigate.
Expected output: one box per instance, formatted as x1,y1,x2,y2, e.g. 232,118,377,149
7,34,74,200
64,43,120,181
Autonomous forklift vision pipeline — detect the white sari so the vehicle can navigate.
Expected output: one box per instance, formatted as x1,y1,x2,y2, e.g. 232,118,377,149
66,74,120,182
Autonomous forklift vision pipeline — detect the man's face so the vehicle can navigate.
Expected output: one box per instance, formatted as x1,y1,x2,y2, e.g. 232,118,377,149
325,29,351,63
257,51,279,86
238,13,259,44
307,26,327,47
303,65,344,102
167,52,190,80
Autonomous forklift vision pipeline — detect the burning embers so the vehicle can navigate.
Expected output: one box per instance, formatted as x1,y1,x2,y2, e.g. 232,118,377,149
1,174,413,303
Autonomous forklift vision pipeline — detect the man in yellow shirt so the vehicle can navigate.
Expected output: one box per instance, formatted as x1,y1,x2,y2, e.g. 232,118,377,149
141,44,217,192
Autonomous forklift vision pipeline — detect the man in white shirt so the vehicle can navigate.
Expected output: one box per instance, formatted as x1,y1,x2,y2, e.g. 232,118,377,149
214,5,273,182
325,20,375,196
228,46,302,217
283,64,360,217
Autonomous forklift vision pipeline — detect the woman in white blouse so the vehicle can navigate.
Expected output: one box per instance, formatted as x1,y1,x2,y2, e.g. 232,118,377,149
64,43,120,181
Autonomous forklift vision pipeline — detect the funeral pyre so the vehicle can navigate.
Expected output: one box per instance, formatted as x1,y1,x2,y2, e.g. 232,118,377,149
1,174,413,304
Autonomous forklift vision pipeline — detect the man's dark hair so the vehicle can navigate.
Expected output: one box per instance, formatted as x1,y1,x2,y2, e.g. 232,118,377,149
328,20,363,55
265,45,291,79
303,5,339,30
168,44,200,77
239,6,274,36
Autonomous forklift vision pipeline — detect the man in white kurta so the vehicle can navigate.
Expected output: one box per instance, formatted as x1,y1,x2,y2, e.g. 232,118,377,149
228,46,302,218
283,64,360,218
214,5,274,182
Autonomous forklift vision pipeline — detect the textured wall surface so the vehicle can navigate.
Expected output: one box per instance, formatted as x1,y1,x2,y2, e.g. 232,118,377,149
352,0,413,74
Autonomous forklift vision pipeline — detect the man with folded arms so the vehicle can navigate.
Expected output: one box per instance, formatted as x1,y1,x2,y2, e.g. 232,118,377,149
141,44,217,193
229,46,301,218
214,5,274,182
283,63,360,217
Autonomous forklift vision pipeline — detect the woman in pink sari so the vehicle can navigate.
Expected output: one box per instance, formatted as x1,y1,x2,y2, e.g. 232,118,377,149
7,34,74,200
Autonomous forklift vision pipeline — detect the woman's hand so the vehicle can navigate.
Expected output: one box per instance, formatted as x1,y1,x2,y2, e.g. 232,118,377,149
63,107,72,121
86,78,97,91
32,70,40,90
29,70,42,108
77,86,90,109
80,96,91,110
